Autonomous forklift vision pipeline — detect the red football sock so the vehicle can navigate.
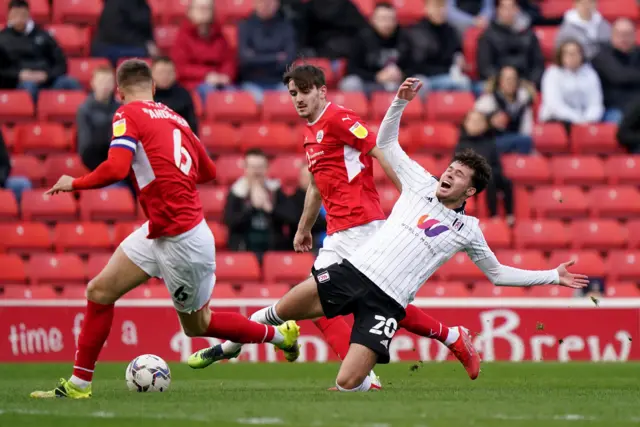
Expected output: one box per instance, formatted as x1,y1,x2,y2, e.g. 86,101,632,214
399,304,450,343
72,300,115,382
313,317,351,360
206,312,275,343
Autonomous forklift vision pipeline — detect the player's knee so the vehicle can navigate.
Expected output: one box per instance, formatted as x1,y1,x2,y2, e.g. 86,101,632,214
86,276,118,304
335,371,368,391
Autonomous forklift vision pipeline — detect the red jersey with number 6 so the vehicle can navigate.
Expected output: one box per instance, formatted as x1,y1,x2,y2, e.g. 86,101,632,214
110,100,214,238
303,102,384,235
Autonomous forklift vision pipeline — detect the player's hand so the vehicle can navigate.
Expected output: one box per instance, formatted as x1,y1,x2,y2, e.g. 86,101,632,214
45,175,74,196
396,78,422,102
293,229,313,252
556,260,590,289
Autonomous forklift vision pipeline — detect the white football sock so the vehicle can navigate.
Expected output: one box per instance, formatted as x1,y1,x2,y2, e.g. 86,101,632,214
69,375,91,389
220,305,284,355
269,325,284,345
444,326,461,346
336,375,372,392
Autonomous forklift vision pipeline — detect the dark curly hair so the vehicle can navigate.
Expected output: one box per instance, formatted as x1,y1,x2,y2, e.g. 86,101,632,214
452,149,492,194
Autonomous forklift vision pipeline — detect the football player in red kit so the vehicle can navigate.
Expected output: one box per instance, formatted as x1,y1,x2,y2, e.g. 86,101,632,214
30,59,300,399
191,65,480,389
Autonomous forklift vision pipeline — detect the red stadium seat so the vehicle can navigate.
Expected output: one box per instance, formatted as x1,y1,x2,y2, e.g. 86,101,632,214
67,58,112,90
28,253,86,286
46,25,90,56
329,92,369,119
263,252,314,283
80,188,137,221
205,92,259,122
599,0,639,21
207,221,228,248
513,220,569,250
214,155,245,185
52,0,103,25
213,283,290,299
462,27,482,78
495,250,548,270
528,285,576,298
59,285,88,299
216,252,261,282
222,25,238,51
351,0,375,17
54,222,113,254
415,281,470,298
191,90,203,118
37,91,86,123
437,252,485,282
0,223,52,253
113,222,144,246
627,220,640,249
163,0,189,24
570,124,618,154
530,186,588,219
199,186,228,220
548,250,606,278
0,0,50,24
372,91,423,122
269,155,305,186
606,251,640,281
2,285,58,299
293,58,335,87
425,92,474,124
470,281,529,298
540,0,572,19
550,156,605,185
9,155,44,186
43,154,90,187
21,191,77,221
262,91,298,122
13,122,70,154
154,25,179,52
532,123,569,153
0,254,27,284
379,186,399,215
215,0,254,22
238,123,298,154
0,190,18,220
199,122,240,154
479,218,512,249
604,156,640,185
388,0,424,25
0,91,34,122
409,122,459,153
588,186,640,218
533,26,560,61
86,253,112,279
605,282,640,297
569,219,626,250
502,155,551,185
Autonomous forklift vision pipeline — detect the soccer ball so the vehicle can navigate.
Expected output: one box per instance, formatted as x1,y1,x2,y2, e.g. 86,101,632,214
125,354,171,392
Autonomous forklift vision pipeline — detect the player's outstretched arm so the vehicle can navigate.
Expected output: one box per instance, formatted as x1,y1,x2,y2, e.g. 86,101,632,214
294,174,322,252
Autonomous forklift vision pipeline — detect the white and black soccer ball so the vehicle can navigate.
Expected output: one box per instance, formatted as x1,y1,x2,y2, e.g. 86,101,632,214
125,354,171,392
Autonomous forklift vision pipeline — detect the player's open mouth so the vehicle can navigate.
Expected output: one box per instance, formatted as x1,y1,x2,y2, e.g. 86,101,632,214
441,181,452,189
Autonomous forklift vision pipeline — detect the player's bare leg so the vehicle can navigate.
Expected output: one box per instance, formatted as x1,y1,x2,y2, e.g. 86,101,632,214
331,344,380,392
31,247,150,398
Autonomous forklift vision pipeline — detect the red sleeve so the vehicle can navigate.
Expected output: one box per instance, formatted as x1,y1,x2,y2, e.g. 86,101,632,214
218,37,237,81
72,147,133,190
329,113,377,154
195,141,216,184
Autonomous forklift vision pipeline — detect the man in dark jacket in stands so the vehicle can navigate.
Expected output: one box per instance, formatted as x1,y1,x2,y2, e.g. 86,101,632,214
592,18,640,124
477,0,545,88
616,97,640,154
151,56,199,135
238,0,296,103
0,0,81,100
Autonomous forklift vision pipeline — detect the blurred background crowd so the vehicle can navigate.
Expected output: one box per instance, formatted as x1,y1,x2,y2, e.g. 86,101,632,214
1,0,640,299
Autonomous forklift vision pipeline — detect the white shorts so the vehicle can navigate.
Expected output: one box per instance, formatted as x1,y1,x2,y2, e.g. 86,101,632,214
314,220,385,269
120,219,216,313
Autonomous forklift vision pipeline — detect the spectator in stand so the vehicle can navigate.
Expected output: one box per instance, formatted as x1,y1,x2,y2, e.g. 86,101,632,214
407,0,471,94
339,2,408,94
238,0,296,104
288,165,327,250
477,0,545,91
616,97,640,153
172,0,236,102
456,110,514,225
92,0,158,66
0,0,81,101
475,65,534,154
555,0,611,61
0,130,31,203
151,57,199,135
77,66,120,172
539,40,604,126
224,149,296,259
293,0,369,59
592,18,640,124
446,0,494,34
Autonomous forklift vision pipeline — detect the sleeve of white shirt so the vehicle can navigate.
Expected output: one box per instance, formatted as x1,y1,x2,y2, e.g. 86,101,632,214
466,228,560,287
377,97,434,192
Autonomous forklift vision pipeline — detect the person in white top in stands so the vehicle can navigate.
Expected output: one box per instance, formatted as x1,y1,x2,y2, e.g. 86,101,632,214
235,78,590,392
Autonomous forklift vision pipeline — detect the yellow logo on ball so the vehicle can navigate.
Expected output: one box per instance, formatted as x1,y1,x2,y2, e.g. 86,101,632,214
113,119,126,137
349,122,368,139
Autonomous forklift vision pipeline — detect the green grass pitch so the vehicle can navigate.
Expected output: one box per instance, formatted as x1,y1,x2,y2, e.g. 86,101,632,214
0,362,639,427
